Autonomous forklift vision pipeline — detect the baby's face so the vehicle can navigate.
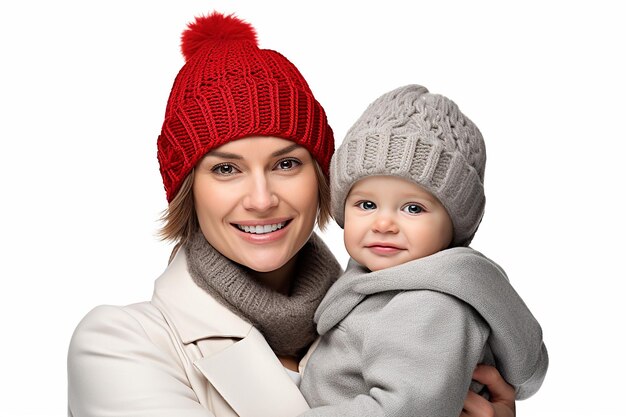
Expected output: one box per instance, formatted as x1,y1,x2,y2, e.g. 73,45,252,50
343,176,453,272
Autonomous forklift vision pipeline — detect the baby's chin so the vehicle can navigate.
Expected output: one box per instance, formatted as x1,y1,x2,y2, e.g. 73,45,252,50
359,257,408,272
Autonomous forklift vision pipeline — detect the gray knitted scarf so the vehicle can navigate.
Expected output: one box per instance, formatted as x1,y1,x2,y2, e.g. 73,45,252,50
185,230,341,357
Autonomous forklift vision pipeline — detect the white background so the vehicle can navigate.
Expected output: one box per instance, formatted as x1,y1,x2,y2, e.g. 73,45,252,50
1,1,624,416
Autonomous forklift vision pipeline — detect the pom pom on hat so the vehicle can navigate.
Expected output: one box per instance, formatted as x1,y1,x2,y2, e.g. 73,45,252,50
181,12,258,61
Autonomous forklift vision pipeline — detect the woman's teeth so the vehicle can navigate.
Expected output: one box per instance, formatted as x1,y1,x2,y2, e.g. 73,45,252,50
237,222,286,234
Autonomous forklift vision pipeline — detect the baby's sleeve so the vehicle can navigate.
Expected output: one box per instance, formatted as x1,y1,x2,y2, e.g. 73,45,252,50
300,290,489,417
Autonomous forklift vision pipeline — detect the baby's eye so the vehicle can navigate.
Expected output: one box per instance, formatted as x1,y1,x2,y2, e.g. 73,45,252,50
402,204,423,215
357,201,377,210
212,163,240,176
275,158,302,170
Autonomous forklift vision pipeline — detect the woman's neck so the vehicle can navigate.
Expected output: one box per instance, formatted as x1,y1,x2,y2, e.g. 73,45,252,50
250,255,298,295
278,354,300,371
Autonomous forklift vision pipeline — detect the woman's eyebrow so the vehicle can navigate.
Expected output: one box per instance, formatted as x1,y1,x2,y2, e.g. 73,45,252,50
207,143,301,160
271,143,301,157
207,151,242,159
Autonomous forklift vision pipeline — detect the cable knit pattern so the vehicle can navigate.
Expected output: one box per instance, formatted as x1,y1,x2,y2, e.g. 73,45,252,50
157,12,334,202
331,84,486,246
185,230,341,357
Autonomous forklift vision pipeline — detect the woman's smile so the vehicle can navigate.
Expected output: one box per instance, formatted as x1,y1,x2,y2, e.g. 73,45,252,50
233,219,291,234
193,136,319,274
231,218,294,244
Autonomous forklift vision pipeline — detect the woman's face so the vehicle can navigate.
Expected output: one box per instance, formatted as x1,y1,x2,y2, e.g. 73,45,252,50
193,136,319,274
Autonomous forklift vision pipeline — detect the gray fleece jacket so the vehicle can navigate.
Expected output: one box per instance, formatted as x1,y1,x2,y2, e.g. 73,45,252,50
299,247,548,417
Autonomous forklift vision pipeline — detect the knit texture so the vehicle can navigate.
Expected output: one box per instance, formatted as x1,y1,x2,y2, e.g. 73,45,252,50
185,230,341,357
158,12,334,201
331,84,486,246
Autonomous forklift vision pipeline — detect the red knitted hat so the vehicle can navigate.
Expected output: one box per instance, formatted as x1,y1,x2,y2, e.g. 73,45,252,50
157,12,335,202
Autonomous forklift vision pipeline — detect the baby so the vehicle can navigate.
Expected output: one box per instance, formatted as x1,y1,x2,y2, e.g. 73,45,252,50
300,85,548,416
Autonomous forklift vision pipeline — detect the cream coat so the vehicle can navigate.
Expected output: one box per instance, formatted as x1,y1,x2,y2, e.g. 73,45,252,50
68,249,316,417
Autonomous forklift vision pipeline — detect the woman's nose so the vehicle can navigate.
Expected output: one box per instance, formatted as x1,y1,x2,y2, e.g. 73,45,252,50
372,214,399,234
242,175,279,211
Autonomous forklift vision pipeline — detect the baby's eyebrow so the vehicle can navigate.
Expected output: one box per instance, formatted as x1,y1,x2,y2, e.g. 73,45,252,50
347,191,372,199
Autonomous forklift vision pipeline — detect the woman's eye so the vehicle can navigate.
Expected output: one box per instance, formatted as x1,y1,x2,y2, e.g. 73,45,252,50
212,164,239,176
402,204,423,215
275,158,301,170
357,201,377,210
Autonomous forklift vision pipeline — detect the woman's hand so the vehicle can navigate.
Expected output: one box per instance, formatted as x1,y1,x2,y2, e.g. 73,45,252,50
460,365,516,417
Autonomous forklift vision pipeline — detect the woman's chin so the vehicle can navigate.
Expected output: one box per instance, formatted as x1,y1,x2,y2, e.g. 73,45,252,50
240,254,292,274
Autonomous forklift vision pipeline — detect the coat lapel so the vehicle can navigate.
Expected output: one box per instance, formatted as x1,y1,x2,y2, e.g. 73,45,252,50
153,249,311,417
194,327,310,417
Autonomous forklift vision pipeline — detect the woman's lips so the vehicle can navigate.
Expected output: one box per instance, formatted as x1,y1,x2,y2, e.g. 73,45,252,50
231,219,292,243
235,221,287,234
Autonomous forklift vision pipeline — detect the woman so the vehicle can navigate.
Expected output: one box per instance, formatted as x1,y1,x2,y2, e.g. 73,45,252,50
67,11,515,417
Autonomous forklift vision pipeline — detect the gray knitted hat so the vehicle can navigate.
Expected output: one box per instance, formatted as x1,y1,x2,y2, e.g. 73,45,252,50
330,84,486,247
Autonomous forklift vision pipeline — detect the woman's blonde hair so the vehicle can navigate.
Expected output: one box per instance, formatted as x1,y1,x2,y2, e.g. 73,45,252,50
159,160,331,253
